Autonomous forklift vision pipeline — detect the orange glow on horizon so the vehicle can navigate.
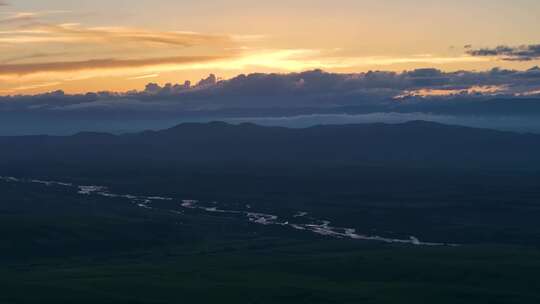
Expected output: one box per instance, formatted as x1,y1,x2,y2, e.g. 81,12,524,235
2,1,540,95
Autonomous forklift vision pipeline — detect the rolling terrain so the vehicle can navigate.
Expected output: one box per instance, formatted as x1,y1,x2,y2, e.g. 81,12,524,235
2,121,540,303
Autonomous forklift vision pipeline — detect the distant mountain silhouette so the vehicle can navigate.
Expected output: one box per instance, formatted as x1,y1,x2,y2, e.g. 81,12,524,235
1,121,540,168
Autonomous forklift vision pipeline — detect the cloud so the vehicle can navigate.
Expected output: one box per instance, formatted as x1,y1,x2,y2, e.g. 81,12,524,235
128,73,160,80
0,14,250,85
0,11,70,24
3,68,540,109
0,23,234,46
1,52,68,64
395,85,507,99
0,12,37,24
467,45,540,61
0,12,244,80
0,55,231,76
0,1,8,6
2,68,540,135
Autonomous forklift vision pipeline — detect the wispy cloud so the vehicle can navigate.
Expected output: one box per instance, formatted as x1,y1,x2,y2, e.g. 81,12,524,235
0,10,70,24
1,81,62,93
128,73,160,80
0,55,231,76
0,23,234,46
0,12,251,86
0,12,37,24
1,52,68,64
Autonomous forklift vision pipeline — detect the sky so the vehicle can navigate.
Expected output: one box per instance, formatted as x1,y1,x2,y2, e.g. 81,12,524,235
1,0,540,94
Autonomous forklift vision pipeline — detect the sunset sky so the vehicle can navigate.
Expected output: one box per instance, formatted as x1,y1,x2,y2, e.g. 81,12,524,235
1,0,540,94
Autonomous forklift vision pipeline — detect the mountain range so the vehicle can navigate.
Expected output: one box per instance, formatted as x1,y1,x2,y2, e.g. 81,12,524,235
1,121,539,169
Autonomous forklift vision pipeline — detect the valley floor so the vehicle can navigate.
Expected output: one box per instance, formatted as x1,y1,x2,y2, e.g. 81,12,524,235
2,166,540,303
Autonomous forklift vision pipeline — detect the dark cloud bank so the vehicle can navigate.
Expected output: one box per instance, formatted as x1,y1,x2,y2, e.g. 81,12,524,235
1,68,540,135
468,45,540,61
